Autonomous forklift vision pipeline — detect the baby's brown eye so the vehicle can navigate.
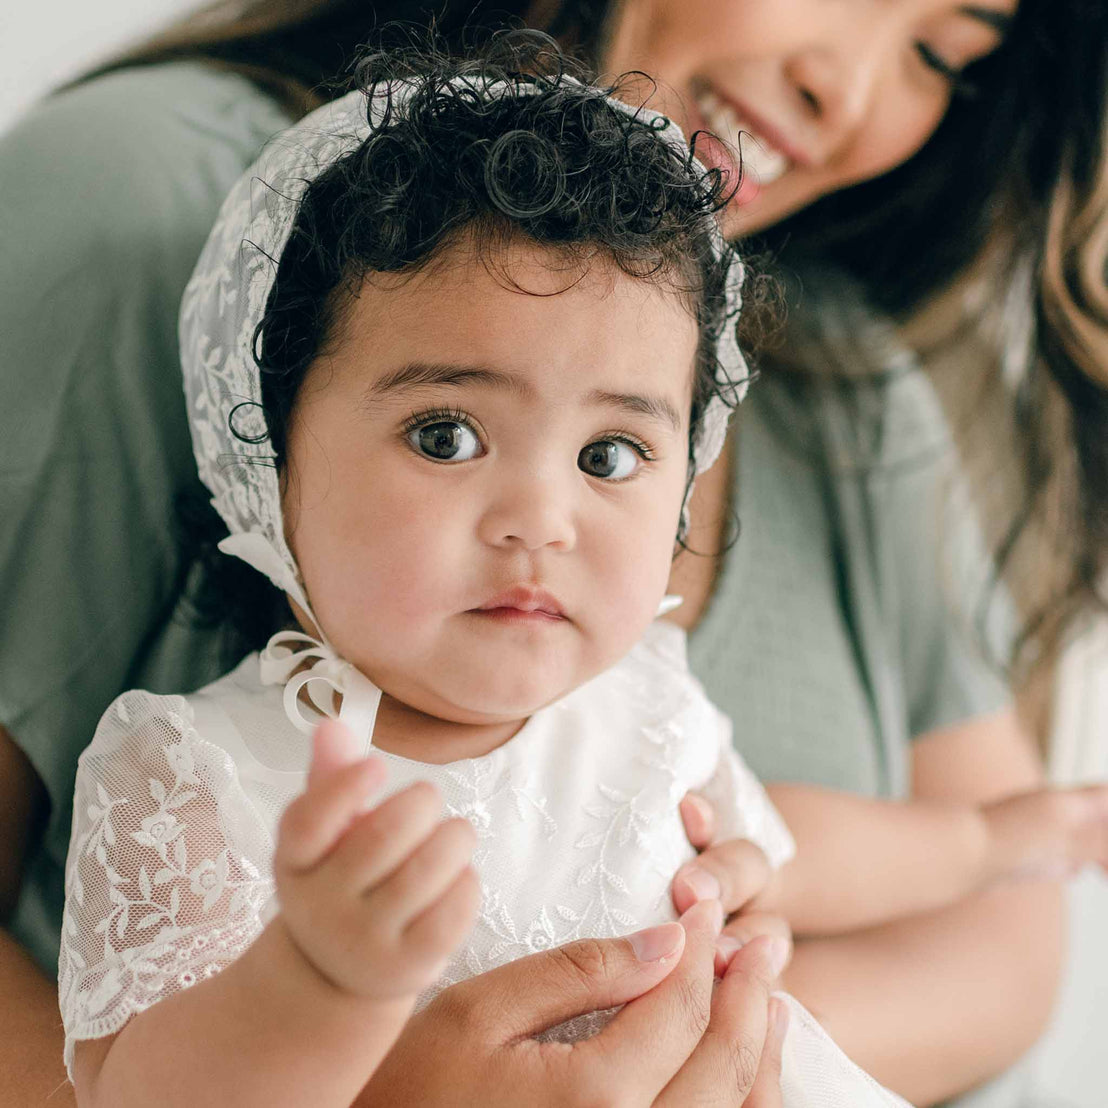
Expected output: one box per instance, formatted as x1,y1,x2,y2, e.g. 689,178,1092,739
409,421,481,462
578,439,640,480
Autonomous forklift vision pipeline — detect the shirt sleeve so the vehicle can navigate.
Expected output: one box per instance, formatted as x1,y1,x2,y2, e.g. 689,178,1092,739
697,711,796,869
58,689,274,1080
872,374,1015,739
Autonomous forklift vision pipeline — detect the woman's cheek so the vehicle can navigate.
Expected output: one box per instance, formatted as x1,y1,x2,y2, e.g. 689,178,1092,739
848,97,947,181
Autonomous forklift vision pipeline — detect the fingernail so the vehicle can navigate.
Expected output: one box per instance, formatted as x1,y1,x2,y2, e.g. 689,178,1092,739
772,997,791,1040
705,898,725,934
678,865,721,903
768,936,790,978
715,935,743,965
682,793,712,825
628,922,684,963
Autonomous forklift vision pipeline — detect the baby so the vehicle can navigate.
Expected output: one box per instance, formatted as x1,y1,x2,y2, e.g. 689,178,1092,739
59,36,1106,1108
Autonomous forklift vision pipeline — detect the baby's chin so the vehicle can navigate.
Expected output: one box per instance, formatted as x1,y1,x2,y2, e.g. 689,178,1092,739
385,670,578,727
366,643,621,729
365,673,575,762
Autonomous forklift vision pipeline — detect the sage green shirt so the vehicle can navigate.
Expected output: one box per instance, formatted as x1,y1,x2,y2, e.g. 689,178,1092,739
690,368,1012,799
0,62,292,973
1,60,1011,1106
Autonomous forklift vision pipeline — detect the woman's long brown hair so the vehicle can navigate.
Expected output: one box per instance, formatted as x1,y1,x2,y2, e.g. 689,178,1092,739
81,1,600,114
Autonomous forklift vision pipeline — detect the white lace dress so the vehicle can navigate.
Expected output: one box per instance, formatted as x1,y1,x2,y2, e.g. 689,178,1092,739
59,621,909,1107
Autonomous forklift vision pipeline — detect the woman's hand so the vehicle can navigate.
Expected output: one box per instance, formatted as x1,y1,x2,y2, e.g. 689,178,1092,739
675,793,793,970
355,901,790,1106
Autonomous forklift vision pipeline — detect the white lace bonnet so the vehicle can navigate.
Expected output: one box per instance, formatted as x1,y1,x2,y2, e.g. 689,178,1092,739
179,75,749,729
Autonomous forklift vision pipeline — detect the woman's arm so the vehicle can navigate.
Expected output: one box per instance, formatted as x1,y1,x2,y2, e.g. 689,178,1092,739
0,724,76,1108
780,709,1065,1106
0,930,74,1108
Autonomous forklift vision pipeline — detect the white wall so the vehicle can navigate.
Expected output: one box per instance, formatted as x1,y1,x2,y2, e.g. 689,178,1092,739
0,0,199,134
1032,623,1108,1105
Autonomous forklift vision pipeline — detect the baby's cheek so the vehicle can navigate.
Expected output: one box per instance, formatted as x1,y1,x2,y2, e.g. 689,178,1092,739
590,535,673,643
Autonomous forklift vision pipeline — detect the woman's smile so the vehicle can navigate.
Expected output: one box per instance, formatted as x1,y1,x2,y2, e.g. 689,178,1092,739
602,0,1016,232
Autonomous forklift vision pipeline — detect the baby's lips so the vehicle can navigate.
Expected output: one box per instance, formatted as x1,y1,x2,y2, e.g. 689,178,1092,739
473,583,566,618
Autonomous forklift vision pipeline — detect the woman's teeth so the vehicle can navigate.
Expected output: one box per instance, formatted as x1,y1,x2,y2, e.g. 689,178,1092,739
694,89,790,185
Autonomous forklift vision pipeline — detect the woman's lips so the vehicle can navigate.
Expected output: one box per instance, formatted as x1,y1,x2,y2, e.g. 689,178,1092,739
690,84,801,203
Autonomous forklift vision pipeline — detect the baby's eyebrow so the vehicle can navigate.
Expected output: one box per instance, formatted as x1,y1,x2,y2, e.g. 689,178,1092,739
367,359,683,432
368,361,527,399
588,389,684,433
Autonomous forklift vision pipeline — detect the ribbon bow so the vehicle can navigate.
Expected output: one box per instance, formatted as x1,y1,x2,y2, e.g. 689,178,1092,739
258,630,382,752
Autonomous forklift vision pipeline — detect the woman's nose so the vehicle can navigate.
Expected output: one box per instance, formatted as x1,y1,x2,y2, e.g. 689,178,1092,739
477,473,577,553
783,25,889,155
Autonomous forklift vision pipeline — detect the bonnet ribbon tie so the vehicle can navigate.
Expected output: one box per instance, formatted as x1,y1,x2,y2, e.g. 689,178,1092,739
258,630,382,755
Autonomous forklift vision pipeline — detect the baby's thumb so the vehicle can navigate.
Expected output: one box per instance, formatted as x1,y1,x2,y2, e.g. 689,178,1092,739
308,718,363,787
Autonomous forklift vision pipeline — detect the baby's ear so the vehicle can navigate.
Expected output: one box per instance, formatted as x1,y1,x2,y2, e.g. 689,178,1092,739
308,718,363,787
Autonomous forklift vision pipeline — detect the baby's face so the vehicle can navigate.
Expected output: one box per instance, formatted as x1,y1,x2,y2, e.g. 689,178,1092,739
283,238,699,727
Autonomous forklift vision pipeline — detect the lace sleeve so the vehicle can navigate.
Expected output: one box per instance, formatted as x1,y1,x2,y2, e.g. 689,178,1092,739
58,690,275,1078
699,714,797,870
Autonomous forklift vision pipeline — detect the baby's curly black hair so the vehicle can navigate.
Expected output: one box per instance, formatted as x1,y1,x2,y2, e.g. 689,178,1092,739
255,30,744,470
182,29,748,660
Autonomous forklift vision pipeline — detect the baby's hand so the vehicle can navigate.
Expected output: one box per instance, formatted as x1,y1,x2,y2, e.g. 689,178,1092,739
983,783,1108,882
273,719,479,999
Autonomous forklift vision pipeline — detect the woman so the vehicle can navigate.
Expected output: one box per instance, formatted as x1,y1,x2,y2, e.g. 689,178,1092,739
1,0,1105,1104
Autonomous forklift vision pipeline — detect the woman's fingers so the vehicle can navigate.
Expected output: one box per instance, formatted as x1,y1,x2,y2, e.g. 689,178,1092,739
715,912,793,977
435,921,686,1042
655,933,788,1106
673,837,772,915
742,996,790,1108
575,900,723,1099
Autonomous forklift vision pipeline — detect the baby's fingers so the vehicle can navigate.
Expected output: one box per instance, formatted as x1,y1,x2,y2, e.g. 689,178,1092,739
1077,784,1108,870
275,755,387,872
307,717,364,786
673,837,771,916
402,864,481,963
328,781,444,893
370,816,478,923
1057,784,1108,871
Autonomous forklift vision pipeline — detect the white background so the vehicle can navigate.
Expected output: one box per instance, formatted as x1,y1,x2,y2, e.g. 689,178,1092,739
0,0,198,134
3,4,1107,1105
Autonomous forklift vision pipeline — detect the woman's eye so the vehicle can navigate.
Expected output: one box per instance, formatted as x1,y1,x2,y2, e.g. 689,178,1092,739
408,421,482,463
916,41,960,82
578,439,642,481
